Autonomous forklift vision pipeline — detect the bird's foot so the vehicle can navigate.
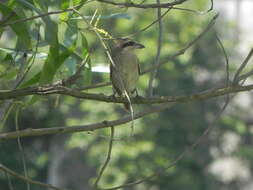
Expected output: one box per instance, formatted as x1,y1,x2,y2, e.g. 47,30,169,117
109,94,117,99
135,94,144,99
133,89,143,99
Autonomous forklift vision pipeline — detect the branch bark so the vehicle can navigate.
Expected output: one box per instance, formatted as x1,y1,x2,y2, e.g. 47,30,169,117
0,103,172,140
1,83,253,140
96,0,189,8
1,83,253,104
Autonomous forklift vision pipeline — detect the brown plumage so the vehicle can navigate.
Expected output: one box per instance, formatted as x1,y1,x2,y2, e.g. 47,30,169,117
110,38,145,110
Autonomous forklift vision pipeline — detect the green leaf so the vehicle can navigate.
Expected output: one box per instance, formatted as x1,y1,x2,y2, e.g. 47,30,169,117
15,1,60,85
39,43,76,84
4,68,19,80
72,0,84,6
61,0,70,9
16,0,42,14
60,0,70,21
59,44,82,62
20,72,41,88
17,0,58,46
0,3,31,49
0,51,16,80
39,45,60,84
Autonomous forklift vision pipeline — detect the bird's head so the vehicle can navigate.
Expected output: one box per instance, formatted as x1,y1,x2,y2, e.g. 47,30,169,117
115,38,145,51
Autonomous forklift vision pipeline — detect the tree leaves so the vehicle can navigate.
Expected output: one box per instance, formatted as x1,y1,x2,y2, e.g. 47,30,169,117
0,3,31,49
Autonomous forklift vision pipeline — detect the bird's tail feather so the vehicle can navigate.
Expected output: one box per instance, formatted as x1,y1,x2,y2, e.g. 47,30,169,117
124,102,130,111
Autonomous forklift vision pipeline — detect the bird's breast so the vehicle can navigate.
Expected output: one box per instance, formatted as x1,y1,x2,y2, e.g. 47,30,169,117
112,50,139,94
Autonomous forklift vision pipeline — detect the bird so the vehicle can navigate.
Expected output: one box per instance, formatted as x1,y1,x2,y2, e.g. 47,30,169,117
110,38,145,110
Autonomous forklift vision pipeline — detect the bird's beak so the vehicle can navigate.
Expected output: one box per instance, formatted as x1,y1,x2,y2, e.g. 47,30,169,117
135,43,145,49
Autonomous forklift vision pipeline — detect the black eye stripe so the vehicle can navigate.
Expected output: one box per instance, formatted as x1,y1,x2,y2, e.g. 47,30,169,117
122,41,135,48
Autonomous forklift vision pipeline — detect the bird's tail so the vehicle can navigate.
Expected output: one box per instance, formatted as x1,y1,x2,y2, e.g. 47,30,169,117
124,102,130,111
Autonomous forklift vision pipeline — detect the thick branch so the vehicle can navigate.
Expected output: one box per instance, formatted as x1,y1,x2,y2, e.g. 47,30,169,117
0,84,253,104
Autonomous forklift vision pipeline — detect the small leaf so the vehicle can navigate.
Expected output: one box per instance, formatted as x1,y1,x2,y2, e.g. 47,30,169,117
59,0,69,21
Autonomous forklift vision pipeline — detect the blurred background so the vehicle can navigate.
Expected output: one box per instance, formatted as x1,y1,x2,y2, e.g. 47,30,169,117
1,0,253,189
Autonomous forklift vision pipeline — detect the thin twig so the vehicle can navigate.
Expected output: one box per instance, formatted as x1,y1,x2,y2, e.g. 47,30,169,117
238,68,253,82
215,33,230,86
4,170,14,190
15,27,41,88
148,0,163,97
2,9,73,27
77,12,219,92
233,48,253,84
1,1,91,27
0,164,66,190
170,0,213,14
142,13,219,74
62,55,89,86
94,127,115,189
208,0,214,12
124,8,172,38
15,108,30,190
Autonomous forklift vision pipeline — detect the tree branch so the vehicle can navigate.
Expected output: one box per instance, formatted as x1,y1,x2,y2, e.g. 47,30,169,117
148,0,163,97
0,164,66,190
94,127,114,189
0,103,172,140
142,13,219,74
96,0,189,8
1,83,253,104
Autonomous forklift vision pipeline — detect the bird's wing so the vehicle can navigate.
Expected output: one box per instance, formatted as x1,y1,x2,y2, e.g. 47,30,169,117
138,62,141,75
110,60,123,96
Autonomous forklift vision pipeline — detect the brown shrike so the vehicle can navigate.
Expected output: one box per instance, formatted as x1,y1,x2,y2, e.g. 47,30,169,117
110,38,145,110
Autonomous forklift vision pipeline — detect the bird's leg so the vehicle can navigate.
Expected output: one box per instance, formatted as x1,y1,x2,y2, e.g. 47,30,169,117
109,88,117,98
132,88,143,98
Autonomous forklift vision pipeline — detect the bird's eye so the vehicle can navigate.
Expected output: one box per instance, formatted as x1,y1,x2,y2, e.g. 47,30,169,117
122,41,135,48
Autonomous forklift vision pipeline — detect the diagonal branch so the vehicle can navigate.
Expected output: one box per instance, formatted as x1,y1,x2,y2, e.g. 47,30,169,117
94,127,115,189
233,48,253,84
142,13,219,74
0,164,66,190
0,103,172,141
148,0,163,97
